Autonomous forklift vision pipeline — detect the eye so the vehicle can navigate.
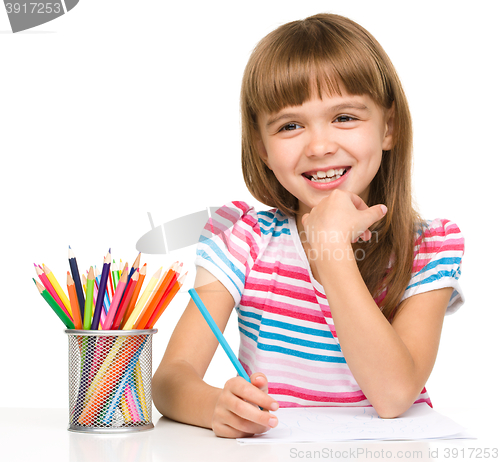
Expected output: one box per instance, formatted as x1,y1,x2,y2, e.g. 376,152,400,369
279,123,303,132
334,115,357,123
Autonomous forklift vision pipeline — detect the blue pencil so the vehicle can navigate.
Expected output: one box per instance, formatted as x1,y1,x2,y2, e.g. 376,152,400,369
188,288,250,382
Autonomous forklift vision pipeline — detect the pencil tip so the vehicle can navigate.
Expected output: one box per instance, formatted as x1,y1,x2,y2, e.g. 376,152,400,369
69,245,71,249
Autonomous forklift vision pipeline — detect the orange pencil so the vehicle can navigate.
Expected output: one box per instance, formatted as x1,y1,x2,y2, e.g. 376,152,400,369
122,263,147,327
145,273,187,329
134,263,178,329
67,272,83,329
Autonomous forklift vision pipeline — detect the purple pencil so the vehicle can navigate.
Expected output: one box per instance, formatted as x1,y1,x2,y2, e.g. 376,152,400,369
91,250,111,330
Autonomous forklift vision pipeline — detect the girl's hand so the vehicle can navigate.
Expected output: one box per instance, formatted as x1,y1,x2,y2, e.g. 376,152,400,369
211,372,279,438
301,189,387,250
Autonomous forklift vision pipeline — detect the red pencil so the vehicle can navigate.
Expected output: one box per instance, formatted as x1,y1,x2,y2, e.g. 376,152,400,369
111,271,139,330
122,263,147,327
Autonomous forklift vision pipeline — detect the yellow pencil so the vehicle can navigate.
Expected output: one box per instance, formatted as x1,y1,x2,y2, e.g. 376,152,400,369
122,267,162,330
43,264,73,319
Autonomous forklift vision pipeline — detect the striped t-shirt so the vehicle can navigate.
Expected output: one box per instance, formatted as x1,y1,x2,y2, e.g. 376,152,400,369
195,201,465,408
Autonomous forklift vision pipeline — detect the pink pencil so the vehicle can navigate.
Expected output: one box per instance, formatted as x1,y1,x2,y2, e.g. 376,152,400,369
102,265,128,330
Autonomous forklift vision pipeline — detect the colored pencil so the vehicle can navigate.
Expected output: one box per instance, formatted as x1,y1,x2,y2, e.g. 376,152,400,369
68,246,86,320
145,272,186,329
43,264,73,319
122,264,147,326
111,259,119,291
34,279,75,329
138,264,180,329
110,270,139,330
91,251,111,330
122,267,162,330
128,252,141,282
188,288,250,382
108,267,115,297
102,266,128,330
35,264,69,316
67,272,83,329
83,267,95,330
134,263,177,329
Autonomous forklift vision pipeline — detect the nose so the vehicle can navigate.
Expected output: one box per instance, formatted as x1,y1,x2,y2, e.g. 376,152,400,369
306,126,338,158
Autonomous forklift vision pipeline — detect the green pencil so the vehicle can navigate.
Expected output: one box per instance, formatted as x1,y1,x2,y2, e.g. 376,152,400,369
34,279,75,329
111,259,119,291
83,267,95,330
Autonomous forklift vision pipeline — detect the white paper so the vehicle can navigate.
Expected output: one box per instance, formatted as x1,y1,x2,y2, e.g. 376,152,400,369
238,403,473,443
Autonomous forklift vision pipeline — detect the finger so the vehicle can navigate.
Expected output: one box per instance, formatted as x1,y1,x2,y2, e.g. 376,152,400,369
230,375,278,412
228,393,278,430
250,373,280,411
348,192,369,211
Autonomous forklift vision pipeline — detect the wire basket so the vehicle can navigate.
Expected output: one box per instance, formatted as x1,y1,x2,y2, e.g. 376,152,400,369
66,329,157,433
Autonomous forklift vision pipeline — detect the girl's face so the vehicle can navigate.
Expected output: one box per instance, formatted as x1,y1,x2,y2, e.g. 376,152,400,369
256,90,394,217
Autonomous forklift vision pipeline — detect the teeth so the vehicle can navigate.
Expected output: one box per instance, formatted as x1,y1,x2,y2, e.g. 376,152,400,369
308,168,347,182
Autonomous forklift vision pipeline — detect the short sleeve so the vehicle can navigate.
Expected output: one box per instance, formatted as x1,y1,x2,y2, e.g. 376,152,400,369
400,219,465,315
195,201,262,306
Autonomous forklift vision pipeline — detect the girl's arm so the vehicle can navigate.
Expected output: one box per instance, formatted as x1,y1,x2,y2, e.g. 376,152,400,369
152,267,278,437
302,190,452,418
318,243,451,418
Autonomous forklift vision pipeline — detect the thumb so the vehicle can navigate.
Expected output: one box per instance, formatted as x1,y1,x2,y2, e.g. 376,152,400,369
251,372,268,393
367,204,387,222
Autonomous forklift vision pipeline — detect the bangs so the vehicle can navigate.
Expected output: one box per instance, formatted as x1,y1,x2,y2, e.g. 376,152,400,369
243,17,393,119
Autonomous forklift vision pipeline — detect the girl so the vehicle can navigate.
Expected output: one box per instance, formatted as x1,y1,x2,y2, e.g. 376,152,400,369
152,13,464,439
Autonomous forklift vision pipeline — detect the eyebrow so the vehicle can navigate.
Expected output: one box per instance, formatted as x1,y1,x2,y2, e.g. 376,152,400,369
265,102,370,127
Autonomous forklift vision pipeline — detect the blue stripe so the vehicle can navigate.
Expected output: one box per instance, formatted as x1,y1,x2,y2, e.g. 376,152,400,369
238,325,345,362
407,269,459,290
196,248,243,297
416,256,461,277
239,318,339,351
239,326,346,363
238,309,333,339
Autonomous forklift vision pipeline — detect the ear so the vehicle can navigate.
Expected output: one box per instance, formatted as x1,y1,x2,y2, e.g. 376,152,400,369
255,131,272,170
381,102,395,151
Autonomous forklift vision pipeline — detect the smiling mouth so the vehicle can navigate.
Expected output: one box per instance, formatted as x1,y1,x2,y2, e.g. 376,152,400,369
303,167,350,183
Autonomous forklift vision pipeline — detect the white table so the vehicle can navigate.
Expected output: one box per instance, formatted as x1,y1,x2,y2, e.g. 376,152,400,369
1,406,496,461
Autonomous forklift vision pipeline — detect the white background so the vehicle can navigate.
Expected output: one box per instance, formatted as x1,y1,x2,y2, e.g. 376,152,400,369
0,0,497,418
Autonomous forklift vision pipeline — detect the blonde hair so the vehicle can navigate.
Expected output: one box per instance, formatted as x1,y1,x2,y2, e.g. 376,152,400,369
241,13,424,321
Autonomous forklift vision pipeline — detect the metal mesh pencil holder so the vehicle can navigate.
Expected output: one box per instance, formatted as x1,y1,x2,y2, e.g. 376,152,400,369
65,329,157,433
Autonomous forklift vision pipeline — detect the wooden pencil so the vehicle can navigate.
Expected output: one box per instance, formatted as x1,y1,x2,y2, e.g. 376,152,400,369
68,246,86,321
67,272,83,329
145,273,187,329
122,267,162,330
83,267,95,330
34,279,75,329
111,270,139,330
91,251,111,330
122,264,147,326
43,264,73,319
102,266,128,330
35,264,68,313
134,263,177,329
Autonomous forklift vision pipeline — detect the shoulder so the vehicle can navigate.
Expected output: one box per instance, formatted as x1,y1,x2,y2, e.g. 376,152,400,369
208,201,290,238
404,218,465,314
413,218,464,273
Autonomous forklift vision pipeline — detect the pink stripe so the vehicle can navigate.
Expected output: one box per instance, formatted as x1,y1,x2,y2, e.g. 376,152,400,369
245,280,318,303
270,384,368,403
252,261,310,282
276,401,371,408
240,297,328,325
